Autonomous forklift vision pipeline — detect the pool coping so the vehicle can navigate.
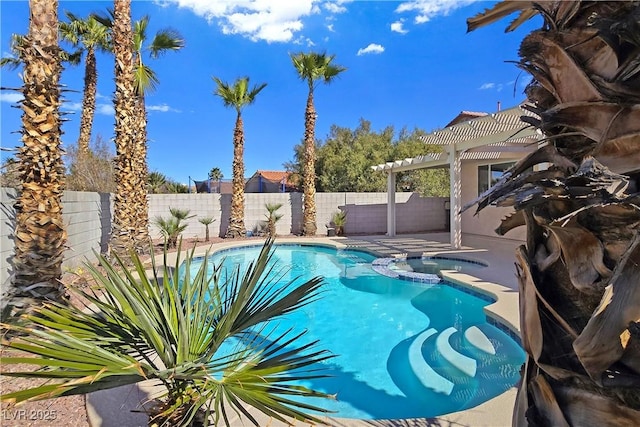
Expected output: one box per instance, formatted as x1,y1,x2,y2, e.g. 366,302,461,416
87,236,521,427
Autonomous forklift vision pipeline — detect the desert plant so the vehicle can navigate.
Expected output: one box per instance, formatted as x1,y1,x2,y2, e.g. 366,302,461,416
198,216,216,242
264,203,283,238
0,239,333,427
154,207,194,248
331,210,347,236
467,2,640,425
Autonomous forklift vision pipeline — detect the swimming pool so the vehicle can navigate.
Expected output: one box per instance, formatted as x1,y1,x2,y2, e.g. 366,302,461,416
186,244,525,420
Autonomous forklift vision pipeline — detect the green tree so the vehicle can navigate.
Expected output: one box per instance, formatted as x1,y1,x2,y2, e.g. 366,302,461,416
59,11,110,154
290,51,346,236
392,127,449,197
468,2,640,425
213,76,267,238
315,119,393,192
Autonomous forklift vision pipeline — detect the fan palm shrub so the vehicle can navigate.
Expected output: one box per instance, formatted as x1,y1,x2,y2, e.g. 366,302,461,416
264,203,283,238
0,239,333,427
330,211,347,236
198,216,216,242
154,207,194,248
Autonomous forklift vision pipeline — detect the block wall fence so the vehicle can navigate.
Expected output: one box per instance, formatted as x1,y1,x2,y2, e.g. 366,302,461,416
1,188,447,290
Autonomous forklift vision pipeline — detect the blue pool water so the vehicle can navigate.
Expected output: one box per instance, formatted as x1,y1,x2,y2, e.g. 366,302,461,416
186,244,525,420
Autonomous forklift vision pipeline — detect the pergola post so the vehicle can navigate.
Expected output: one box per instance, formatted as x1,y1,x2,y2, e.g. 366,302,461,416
448,145,462,249
386,171,396,236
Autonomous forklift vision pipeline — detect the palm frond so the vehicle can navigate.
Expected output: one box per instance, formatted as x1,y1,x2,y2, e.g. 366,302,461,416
2,240,332,426
149,28,185,57
467,1,536,33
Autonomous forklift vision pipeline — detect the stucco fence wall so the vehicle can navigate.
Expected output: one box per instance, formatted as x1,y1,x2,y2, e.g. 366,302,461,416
1,189,447,290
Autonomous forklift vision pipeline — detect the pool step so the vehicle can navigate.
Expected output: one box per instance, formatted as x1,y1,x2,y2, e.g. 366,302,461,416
436,327,477,378
408,328,455,395
464,325,496,355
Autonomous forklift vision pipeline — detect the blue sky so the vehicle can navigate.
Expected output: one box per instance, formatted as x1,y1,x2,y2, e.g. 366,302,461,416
1,1,539,185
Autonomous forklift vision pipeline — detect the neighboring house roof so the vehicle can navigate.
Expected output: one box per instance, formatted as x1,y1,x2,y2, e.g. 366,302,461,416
248,170,300,192
445,111,488,127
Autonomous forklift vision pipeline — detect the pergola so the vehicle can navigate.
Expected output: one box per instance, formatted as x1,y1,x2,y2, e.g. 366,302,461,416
371,103,543,249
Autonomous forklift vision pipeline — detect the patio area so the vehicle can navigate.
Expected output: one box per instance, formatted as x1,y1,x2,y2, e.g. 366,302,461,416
87,232,524,427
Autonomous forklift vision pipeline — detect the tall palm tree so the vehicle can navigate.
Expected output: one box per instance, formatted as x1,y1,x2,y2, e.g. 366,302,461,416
59,12,110,154
110,0,143,257
10,0,66,309
130,17,184,244
213,76,267,238
467,2,640,425
290,51,346,236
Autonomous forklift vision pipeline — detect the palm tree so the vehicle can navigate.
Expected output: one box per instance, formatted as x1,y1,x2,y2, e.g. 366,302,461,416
9,0,67,311
1,33,81,70
208,166,223,192
59,12,110,154
1,241,334,427
110,0,144,257
130,17,184,242
467,2,640,425
213,76,267,238
98,10,183,256
147,170,167,193
198,216,215,242
290,51,346,236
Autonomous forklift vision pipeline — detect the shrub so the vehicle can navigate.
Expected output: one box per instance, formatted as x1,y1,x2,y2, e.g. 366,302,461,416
198,216,216,242
331,210,347,236
264,203,283,238
0,240,333,427
154,207,194,248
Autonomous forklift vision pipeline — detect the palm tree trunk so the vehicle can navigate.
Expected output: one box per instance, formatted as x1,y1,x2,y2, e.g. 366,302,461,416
226,112,245,238
110,0,140,258
302,89,317,236
467,2,640,425
12,0,67,309
77,46,97,154
133,94,150,250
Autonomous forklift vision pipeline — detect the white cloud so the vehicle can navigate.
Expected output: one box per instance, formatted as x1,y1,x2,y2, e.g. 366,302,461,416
479,83,495,90
96,104,115,116
323,0,352,14
391,20,408,34
357,43,384,56
161,0,318,43
0,93,23,104
326,23,335,32
148,103,180,113
396,0,477,24
62,102,83,112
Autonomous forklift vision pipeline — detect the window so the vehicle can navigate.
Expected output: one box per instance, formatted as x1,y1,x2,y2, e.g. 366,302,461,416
478,162,514,195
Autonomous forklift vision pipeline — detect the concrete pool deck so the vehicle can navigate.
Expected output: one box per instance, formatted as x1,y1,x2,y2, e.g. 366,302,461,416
86,233,523,427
